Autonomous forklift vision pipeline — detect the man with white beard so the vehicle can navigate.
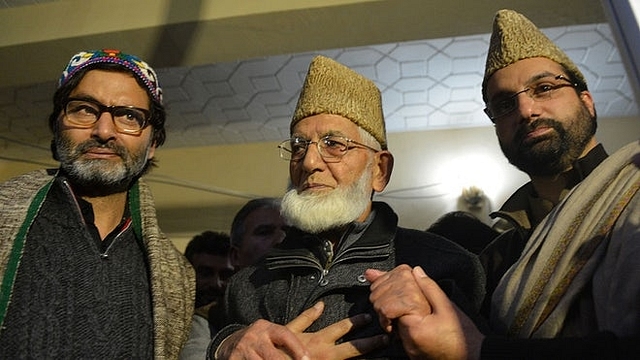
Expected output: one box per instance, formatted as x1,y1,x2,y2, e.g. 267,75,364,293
208,55,486,360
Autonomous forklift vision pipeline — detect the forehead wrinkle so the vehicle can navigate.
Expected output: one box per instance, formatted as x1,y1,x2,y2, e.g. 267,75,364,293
292,129,352,140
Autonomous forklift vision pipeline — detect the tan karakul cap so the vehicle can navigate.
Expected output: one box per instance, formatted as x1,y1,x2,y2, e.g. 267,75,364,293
291,55,387,149
482,9,587,102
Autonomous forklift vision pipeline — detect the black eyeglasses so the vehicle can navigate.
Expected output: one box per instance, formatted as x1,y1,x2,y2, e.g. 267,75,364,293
62,97,151,134
278,135,380,162
484,74,578,122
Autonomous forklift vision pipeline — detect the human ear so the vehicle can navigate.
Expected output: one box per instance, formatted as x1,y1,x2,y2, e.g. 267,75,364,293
372,151,394,192
147,144,156,160
579,90,596,118
229,247,241,268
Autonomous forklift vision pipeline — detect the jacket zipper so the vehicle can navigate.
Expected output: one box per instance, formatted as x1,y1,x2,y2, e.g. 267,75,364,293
100,218,132,259
318,239,333,285
61,179,130,260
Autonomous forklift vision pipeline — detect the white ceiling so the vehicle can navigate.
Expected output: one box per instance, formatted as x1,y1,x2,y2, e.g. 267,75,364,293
0,0,637,165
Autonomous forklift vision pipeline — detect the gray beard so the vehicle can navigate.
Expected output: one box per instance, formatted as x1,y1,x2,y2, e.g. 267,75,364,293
55,133,150,194
281,165,373,234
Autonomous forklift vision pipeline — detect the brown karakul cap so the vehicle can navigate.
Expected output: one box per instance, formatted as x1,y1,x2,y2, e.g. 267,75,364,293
482,9,587,102
291,55,387,149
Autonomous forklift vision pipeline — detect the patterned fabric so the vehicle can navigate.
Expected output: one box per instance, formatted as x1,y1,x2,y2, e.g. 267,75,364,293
491,141,640,338
482,9,587,101
59,49,163,103
0,177,154,357
291,55,387,149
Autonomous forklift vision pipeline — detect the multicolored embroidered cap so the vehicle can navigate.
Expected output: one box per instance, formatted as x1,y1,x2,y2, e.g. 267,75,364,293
59,49,163,103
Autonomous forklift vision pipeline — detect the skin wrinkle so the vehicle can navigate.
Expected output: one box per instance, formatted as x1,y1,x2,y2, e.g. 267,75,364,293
281,115,377,234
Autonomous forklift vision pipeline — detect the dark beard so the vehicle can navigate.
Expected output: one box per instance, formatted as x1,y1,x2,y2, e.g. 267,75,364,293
500,106,595,177
55,135,149,196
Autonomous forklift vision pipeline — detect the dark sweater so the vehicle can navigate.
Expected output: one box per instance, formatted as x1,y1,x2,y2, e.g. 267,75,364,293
0,177,153,358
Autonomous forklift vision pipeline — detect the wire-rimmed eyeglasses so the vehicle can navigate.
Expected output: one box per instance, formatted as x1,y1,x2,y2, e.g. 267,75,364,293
278,135,380,162
62,97,151,135
484,74,578,122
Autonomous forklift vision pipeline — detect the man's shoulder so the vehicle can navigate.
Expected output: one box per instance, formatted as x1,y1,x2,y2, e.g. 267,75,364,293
394,227,476,257
0,169,55,191
1,168,55,182
393,227,483,278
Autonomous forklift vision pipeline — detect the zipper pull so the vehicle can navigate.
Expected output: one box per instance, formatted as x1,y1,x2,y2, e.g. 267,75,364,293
323,239,334,268
319,269,329,286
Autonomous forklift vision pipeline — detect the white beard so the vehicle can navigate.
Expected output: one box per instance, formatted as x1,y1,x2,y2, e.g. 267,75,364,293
281,163,373,234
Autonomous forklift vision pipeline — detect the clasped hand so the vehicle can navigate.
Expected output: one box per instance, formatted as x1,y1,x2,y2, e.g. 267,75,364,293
215,265,483,360
215,302,388,359
366,265,484,360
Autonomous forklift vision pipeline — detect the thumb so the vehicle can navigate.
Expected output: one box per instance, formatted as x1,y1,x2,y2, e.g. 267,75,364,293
412,266,450,313
364,268,386,283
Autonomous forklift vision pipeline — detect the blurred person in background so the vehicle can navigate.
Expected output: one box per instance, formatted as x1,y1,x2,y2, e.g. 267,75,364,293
180,230,234,359
229,197,286,269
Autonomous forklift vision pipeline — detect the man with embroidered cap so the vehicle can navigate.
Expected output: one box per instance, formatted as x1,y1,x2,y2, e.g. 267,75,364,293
363,9,640,359
207,55,485,359
0,49,195,358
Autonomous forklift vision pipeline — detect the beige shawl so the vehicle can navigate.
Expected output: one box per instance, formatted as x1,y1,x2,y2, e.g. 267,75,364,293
0,170,195,359
491,141,640,338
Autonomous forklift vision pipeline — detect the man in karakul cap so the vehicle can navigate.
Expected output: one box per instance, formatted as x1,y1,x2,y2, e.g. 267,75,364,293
0,49,195,358
360,9,640,359
478,9,607,310
479,10,639,340
208,55,486,359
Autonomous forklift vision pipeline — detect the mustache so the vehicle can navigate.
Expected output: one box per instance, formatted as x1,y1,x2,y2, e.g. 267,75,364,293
514,118,562,142
75,139,126,158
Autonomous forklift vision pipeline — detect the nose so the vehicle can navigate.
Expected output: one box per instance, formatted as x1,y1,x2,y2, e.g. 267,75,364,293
513,91,540,122
291,140,325,190
300,141,325,169
91,112,118,140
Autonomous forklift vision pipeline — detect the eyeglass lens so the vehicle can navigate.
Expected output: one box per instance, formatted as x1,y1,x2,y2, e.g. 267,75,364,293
485,75,575,121
64,99,149,133
279,136,351,161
